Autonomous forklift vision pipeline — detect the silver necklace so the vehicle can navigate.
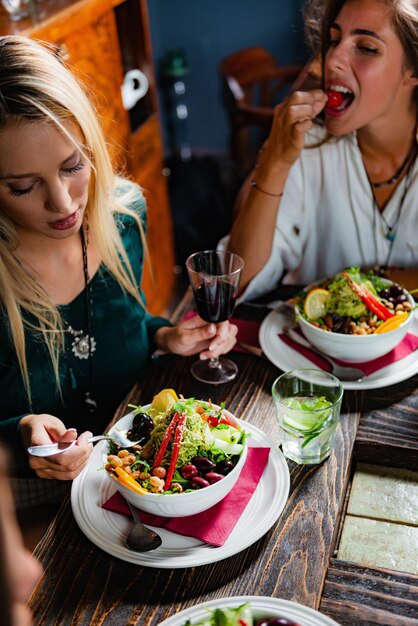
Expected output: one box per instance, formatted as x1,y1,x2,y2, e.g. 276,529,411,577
66,324,96,360
370,149,416,270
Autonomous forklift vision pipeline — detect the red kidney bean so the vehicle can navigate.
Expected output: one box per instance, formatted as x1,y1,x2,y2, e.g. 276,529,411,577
180,464,198,480
191,476,210,489
204,472,224,484
215,460,234,475
192,457,215,473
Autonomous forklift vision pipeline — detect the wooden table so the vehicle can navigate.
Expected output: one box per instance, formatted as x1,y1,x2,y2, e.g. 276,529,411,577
29,294,418,626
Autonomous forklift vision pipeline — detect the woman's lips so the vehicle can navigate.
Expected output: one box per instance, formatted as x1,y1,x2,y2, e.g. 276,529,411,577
48,210,80,230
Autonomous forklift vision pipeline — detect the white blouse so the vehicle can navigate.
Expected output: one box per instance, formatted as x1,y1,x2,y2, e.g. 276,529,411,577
227,127,418,301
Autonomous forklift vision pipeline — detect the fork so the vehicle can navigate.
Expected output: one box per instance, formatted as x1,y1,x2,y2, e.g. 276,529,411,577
282,328,365,382
27,431,141,457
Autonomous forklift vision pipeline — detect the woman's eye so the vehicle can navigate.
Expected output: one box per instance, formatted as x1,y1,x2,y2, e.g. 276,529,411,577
10,185,33,197
358,46,378,55
63,160,84,174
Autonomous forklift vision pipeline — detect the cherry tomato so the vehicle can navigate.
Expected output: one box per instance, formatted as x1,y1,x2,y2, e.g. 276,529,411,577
326,90,344,108
206,414,234,427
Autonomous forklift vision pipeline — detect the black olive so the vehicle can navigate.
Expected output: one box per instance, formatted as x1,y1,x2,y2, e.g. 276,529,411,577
389,284,403,297
127,413,154,445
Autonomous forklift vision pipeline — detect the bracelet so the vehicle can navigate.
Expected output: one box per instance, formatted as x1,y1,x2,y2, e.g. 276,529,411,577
250,180,283,198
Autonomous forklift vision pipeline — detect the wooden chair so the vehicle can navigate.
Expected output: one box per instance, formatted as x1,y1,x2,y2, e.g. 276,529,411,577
219,46,303,178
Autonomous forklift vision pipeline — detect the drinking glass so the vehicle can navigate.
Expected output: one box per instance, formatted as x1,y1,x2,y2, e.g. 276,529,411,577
272,369,344,464
186,250,244,384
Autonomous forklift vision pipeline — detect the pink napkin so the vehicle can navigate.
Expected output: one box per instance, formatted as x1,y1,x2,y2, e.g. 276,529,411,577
279,331,418,376
183,311,261,353
102,447,270,546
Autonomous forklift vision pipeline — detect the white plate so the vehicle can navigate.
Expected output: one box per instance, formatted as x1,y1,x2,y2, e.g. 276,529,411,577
259,306,418,390
158,595,342,626
71,418,290,568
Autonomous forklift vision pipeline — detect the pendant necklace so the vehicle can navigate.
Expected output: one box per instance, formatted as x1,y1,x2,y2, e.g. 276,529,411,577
369,146,417,271
370,146,415,188
65,226,97,412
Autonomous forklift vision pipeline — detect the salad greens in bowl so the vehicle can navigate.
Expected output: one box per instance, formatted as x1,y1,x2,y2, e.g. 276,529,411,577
294,267,416,362
104,392,248,517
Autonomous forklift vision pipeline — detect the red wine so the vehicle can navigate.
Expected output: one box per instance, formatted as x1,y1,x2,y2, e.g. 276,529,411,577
195,282,237,322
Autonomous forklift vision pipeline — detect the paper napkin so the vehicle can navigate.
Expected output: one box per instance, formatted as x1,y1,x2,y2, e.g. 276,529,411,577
102,447,270,546
279,331,418,376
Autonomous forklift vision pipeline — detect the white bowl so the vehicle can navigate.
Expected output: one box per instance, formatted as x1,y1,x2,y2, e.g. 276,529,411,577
295,279,416,363
104,406,248,517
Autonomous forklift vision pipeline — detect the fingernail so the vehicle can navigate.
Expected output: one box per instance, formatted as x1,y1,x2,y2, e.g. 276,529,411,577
209,343,218,351
209,324,216,334
200,354,208,360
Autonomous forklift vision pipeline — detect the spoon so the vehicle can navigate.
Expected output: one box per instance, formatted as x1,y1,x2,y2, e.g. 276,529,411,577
125,500,162,552
283,327,365,382
27,431,141,457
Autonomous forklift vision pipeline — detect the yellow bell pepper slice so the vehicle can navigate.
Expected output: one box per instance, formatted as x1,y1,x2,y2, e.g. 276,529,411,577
374,311,409,334
115,466,148,495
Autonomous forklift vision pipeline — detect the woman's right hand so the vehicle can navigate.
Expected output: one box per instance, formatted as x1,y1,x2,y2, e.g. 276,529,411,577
19,414,93,480
258,88,328,171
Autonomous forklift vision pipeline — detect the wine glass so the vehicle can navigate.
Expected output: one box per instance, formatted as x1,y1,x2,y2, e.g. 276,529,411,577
186,250,244,384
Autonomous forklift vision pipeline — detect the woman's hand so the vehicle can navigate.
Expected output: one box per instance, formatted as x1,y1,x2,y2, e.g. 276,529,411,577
155,316,238,359
19,414,93,480
259,88,328,171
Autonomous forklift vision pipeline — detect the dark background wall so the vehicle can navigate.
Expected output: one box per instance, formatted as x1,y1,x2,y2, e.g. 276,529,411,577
147,0,308,154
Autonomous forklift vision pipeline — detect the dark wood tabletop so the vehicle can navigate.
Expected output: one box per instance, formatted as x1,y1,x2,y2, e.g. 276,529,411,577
28,292,418,626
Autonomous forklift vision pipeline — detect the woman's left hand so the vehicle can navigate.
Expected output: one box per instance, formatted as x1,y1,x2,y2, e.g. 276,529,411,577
155,316,238,359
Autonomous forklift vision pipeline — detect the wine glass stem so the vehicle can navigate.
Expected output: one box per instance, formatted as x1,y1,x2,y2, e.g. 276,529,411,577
208,357,222,370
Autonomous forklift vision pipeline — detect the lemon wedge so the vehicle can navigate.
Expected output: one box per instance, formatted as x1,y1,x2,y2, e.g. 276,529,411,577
149,388,178,416
303,288,329,320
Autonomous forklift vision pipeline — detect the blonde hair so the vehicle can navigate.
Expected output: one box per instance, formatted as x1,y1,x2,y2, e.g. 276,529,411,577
0,35,146,403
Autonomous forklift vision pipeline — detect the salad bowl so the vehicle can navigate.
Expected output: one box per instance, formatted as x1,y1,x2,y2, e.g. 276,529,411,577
103,399,248,517
295,271,416,363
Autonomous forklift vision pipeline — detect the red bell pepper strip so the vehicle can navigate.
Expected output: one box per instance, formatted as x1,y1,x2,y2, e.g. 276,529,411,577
153,412,179,467
341,273,394,321
164,412,186,491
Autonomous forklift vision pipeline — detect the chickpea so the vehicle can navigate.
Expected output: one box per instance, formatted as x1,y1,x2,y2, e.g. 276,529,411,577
107,454,123,467
122,454,136,466
117,449,130,458
152,466,166,479
150,476,165,493
105,464,116,474
171,483,183,493
138,471,150,480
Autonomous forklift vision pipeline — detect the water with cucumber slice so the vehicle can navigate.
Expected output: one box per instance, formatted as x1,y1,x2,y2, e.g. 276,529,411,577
278,395,339,464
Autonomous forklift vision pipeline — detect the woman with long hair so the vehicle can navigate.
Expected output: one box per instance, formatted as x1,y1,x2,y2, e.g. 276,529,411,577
226,0,418,299
0,36,237,505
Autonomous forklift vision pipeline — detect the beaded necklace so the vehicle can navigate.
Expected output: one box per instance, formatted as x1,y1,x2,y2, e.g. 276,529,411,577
65,226,97,412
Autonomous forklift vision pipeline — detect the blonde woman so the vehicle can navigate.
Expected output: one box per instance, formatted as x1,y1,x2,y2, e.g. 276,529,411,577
0,36,237,504
227,0,418,299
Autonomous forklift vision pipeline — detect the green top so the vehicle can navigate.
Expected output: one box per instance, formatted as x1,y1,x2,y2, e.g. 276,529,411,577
0,181,171,476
